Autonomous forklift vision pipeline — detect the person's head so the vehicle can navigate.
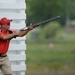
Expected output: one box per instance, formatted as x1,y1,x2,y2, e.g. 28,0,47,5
0,17,12,31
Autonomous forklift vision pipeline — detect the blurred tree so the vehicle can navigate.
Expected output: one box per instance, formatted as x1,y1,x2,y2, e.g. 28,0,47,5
26,0,75,26
62,0,75,33
26,0,63,26
38,21,61,40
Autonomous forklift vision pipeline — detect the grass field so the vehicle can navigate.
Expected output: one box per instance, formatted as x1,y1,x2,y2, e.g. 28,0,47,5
26,41,75,75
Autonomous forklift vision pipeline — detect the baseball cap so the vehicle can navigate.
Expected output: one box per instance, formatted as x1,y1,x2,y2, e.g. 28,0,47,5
0,17,12,25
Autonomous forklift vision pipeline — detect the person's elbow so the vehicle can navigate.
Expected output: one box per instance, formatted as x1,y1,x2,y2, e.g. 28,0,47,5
0,36,7,40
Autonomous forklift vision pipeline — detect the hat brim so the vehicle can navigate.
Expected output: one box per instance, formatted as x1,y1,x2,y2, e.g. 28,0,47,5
0,20,12,25
6,20,12,23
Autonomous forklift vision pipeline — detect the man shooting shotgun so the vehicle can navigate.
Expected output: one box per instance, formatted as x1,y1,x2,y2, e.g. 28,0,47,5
0,16,60,75
0,17,33,75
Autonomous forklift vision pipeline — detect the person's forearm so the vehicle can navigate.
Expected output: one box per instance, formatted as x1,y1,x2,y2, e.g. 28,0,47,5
18,29,30,37
1,33,17,40
18,25,33,37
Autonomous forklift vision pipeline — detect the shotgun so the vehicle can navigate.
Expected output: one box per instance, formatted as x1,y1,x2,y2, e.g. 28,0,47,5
20,16,60,31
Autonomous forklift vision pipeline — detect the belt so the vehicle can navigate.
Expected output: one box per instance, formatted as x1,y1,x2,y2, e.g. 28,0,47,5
0,54,7,57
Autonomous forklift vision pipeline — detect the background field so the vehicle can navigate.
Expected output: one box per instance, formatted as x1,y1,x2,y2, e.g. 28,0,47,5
26,0,75,75
26,41,75,75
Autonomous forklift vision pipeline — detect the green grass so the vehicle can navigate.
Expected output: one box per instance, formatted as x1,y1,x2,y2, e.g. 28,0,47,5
26,41,75,75
64,34,75,38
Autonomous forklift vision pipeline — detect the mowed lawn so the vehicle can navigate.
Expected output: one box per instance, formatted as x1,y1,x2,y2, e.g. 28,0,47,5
26,41,75,75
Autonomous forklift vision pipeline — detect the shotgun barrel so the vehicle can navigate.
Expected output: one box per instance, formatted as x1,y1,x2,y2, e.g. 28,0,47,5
20,16,60,31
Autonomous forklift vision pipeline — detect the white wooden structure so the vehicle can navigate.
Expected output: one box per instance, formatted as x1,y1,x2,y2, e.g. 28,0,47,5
0,0,26,75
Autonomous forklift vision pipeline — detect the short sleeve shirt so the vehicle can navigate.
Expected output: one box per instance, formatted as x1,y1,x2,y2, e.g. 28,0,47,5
0,29,16,54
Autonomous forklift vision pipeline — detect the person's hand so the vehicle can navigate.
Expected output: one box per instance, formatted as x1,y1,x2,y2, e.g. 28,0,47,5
28,23,34,30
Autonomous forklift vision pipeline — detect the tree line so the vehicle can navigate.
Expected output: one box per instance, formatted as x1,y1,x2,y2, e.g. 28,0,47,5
26,0,75,26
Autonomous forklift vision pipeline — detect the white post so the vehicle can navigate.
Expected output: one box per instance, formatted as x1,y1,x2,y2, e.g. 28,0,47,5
0,0,26,75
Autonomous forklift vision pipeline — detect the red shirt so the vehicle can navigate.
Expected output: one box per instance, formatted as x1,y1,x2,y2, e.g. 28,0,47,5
0,29,16,54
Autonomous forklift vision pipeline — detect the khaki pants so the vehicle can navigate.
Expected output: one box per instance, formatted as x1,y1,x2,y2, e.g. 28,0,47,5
0,56,12,75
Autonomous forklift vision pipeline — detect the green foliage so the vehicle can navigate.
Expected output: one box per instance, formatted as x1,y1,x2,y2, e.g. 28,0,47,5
26,42,75,75
26,0,75,26
26,0,63,25
38,21,61,40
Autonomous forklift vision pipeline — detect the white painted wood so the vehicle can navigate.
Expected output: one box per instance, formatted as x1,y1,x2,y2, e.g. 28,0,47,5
0,13,26,19
8,55,26,61
0,3,26,9
11,65,26,71
0,0,16,3
16,0,25,3
21,72,25,75
9,44,26,51
0,10,25,14
10,23,26,29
